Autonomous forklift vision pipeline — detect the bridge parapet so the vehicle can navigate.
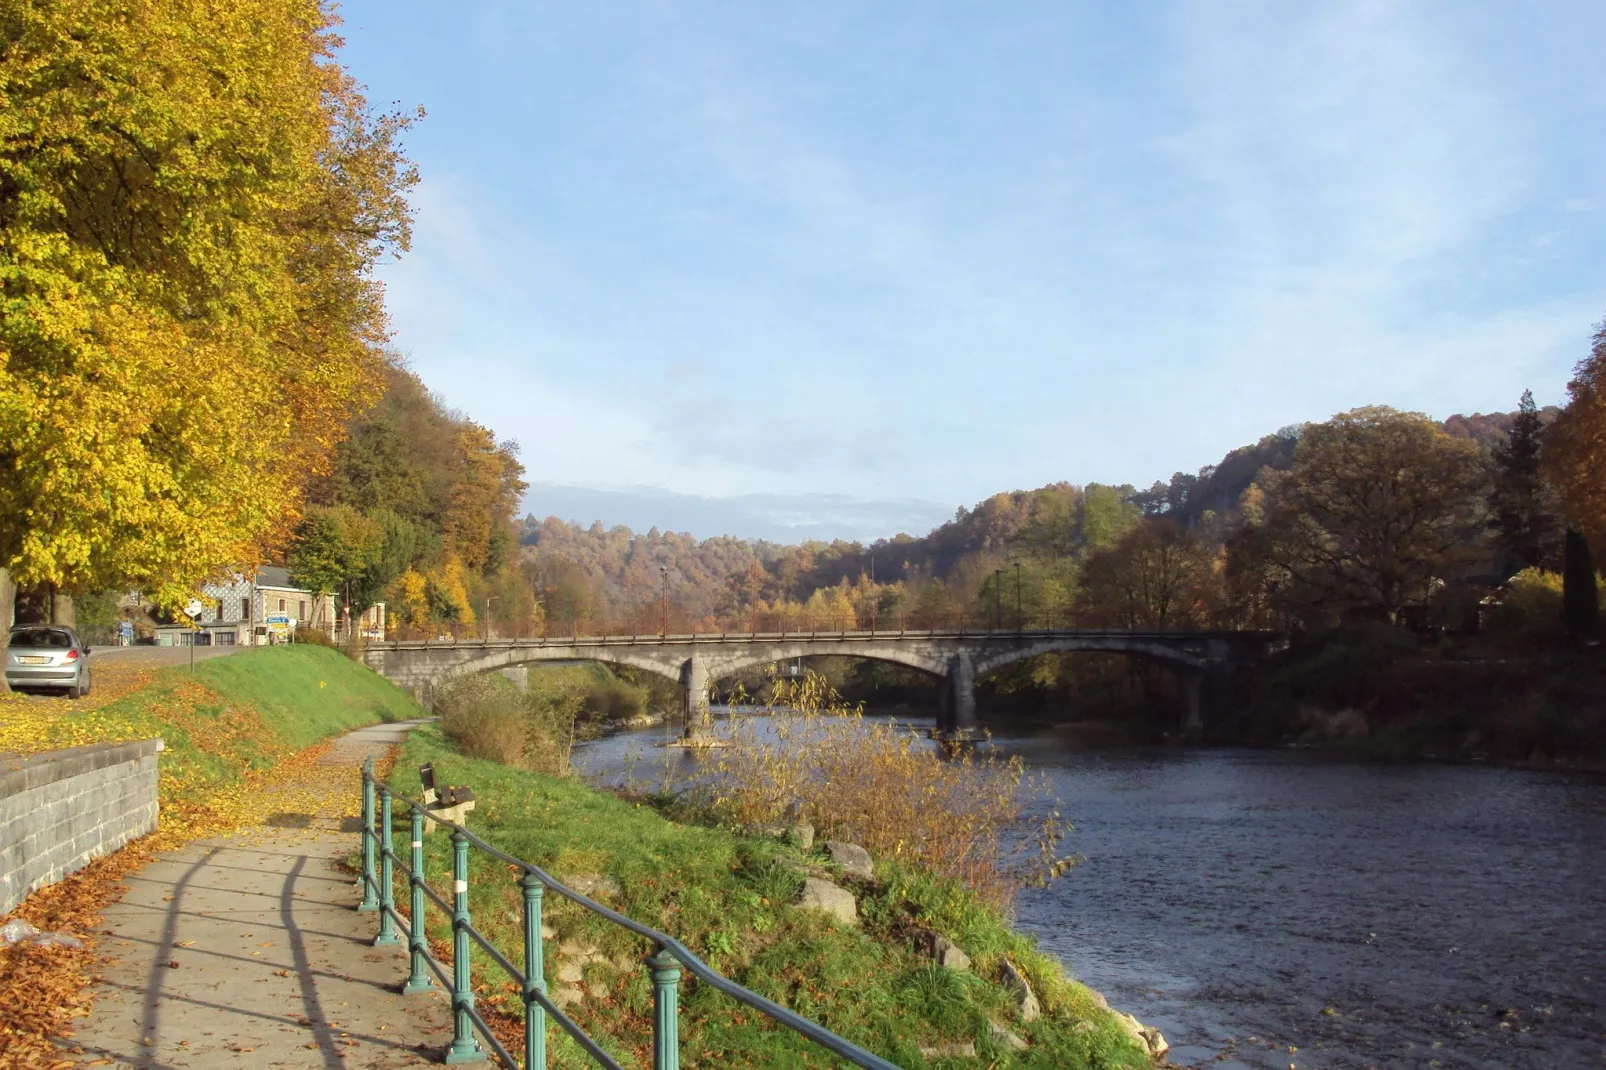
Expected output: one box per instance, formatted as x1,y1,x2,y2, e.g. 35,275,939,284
364,628,1278,739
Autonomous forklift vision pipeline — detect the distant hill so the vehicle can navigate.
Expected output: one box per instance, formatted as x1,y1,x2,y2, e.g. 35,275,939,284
518,404,1549,620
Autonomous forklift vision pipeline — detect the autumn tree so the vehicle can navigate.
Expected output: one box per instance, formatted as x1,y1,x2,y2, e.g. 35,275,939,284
1075,518,1216,628
0,0,416,681
1261,407,1489,622
1542,318,1606,547
287,506,383,610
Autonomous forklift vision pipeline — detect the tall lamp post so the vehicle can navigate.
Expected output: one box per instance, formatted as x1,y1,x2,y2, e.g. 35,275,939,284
993,568,1003,630
659,565,669,636
1014,561,1023,630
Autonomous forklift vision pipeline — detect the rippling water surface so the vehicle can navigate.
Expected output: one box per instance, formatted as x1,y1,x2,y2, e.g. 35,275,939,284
574,713,1606,1069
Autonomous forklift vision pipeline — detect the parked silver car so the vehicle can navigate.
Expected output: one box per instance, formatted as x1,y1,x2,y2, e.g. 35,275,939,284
5,625,92,698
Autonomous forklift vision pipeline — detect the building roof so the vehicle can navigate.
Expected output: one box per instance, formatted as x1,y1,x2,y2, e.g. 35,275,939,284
257,565,293,587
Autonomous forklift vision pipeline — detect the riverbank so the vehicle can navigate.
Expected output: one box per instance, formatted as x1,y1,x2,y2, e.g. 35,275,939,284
1227,630,1606,769
0,647,425,1067
395,722,1166,1068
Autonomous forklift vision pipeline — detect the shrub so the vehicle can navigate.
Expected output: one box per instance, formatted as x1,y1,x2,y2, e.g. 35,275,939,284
293,627,335,648
701,669,1074,910
436,674,527,766
1486,568,1565,637
583,676,649,723
434,671,585,775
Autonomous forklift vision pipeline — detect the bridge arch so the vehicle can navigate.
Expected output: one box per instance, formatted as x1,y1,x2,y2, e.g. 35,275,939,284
971,636,1208,679
702,642,949,684
435,646,686,688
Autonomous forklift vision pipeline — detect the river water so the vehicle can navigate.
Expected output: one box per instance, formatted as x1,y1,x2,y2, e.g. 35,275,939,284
572,713,1606,1069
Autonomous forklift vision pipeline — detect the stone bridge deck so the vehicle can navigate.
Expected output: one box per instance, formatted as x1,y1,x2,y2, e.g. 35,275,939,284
364,628,1276,739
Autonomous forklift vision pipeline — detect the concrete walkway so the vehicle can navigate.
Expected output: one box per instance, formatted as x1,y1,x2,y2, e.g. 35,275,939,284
72,722,455,1068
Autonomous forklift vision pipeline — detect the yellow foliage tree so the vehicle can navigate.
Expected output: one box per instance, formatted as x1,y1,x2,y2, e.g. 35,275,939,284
1543,319,1606,546
0,0,418,664
397,569,430,628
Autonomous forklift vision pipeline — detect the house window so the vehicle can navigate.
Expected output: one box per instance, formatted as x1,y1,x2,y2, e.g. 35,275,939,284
278,598,286,612
299,599,307,620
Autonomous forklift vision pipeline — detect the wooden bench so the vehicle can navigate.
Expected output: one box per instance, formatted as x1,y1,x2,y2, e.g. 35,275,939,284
418,762,476,832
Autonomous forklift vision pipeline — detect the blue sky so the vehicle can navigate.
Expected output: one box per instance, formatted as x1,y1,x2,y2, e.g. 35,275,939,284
335,1,1606,542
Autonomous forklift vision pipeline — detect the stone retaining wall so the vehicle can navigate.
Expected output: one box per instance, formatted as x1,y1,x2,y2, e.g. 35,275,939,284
0,739,163,915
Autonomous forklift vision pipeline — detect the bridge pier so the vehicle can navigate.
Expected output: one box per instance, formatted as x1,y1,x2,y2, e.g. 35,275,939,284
1183,671,1203,735
933,651,984,749
680,655,710,739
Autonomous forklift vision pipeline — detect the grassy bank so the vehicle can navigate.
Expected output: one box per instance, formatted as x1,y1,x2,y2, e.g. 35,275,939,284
394,724,1152,1069
0,644,422,830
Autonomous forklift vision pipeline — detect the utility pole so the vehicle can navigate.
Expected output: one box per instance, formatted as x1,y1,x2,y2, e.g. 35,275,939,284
484,596,497,642
659,565,669,636
993,568,1002,630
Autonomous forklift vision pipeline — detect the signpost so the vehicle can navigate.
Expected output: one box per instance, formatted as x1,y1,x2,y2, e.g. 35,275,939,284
184,603,204,670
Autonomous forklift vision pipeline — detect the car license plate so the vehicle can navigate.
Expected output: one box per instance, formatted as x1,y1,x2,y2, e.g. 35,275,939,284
19,656,49,664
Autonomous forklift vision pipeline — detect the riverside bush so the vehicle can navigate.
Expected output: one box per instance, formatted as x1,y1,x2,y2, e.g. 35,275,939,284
704,670,1075,910
434,669,606,775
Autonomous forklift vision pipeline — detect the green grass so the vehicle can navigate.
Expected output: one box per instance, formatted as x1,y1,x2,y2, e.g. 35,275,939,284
11,646,425,809
391,725,1150,1069
179,645,421,749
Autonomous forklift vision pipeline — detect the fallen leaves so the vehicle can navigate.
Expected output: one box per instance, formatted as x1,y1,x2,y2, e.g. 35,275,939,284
0,671,374,1068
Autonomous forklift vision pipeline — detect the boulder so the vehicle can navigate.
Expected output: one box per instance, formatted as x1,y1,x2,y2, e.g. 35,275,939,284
1114,1012,1169,1059
929,934,971,971
796,877,858,925
999,960,1041,1022
824,841,874,880
744,821,813,849
1328,708,1370,740
564,874,621,899
918,1041,977,1059
988,1021,1029,1052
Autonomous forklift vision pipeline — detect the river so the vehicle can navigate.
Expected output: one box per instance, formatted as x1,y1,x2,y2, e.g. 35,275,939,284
572,712,1606,1069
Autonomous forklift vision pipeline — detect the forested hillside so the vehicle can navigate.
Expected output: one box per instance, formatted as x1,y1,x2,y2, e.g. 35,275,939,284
517,404,1557,634
287,365,531,632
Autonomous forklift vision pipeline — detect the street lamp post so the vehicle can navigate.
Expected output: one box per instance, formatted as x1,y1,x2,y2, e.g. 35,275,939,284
659,565,669,636
1014,561,1023,630
993,568,1002,630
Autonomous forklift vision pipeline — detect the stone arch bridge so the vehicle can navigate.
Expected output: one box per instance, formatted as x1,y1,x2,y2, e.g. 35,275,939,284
363,627,1277,741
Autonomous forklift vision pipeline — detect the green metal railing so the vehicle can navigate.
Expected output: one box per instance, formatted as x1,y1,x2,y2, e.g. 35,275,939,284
359,758,901,1069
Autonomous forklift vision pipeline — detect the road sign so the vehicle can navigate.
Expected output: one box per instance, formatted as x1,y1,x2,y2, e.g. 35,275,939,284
266,614,291,625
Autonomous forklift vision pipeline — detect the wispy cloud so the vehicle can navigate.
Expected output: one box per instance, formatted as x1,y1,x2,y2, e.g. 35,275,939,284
354,0,1606,536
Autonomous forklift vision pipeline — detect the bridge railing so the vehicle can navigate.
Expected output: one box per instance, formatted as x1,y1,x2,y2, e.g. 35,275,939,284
385,610,1174,643
358,758,900,1070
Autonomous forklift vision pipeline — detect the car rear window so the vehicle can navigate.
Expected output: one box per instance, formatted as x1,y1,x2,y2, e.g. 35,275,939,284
9,628,73,649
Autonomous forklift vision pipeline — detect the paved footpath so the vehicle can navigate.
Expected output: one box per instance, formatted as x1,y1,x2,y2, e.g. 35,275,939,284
72,722,456,1069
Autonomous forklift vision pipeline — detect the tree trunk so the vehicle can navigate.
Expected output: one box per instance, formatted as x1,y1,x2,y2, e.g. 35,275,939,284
0,568,14,694
50,589,75,628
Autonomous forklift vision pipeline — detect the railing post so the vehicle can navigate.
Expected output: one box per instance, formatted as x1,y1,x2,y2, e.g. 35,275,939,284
522,872,547,1070
358,757,379,911
375,790,400,945
645,946,682,1070
402,809,432,994
445,830,484,1063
